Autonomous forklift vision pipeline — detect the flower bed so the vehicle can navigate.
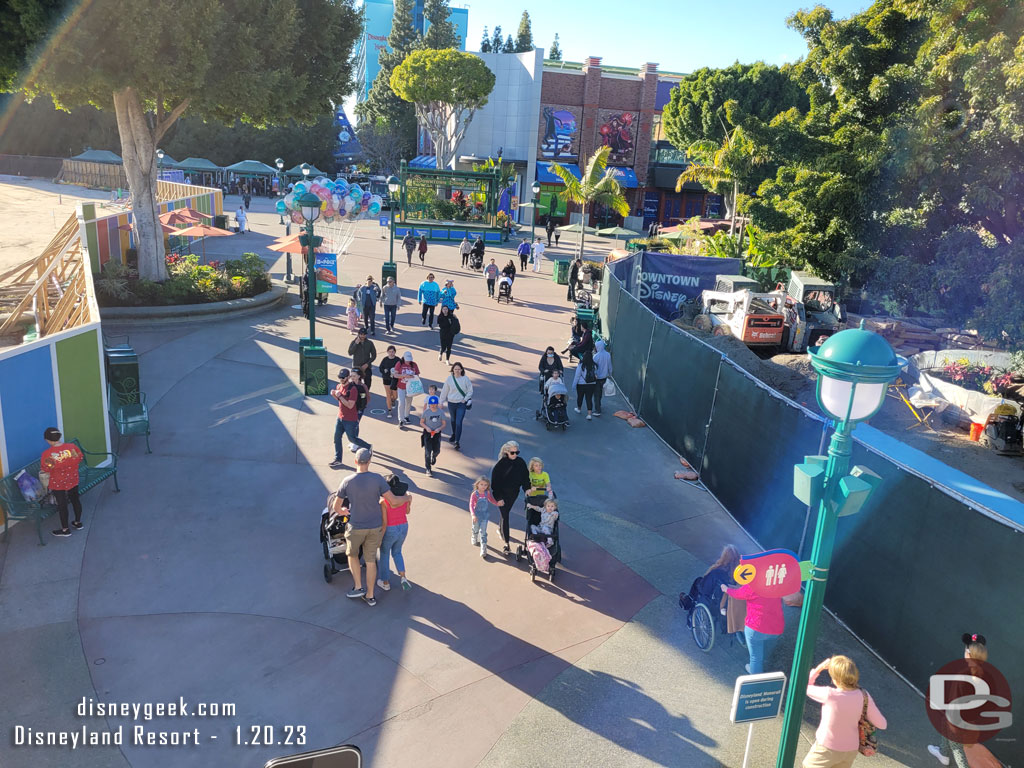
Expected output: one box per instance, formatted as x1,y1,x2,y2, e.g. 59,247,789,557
934,355,1024,402
95,253,271,307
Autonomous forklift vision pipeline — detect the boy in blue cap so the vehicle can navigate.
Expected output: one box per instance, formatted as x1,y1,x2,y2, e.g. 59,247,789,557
419,395,447,477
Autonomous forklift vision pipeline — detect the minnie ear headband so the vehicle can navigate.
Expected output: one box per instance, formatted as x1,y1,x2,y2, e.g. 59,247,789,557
962,632,987,646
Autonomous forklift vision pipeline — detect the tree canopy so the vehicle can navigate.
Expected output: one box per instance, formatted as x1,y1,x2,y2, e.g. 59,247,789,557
515,12,533,52
480,26,491,53
548,34,562,61
422,0,459,49
551,146,629,256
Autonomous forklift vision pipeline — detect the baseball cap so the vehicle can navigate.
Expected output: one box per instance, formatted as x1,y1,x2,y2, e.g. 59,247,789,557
427,395,440,405
357,327,367,335
403,351,413,361
355,448,372,464
43,427,61,441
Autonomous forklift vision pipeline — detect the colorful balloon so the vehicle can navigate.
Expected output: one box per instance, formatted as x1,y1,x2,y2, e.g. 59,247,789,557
368,200,381,215
348,185,362,201
275,200,287,214
290,210,304,224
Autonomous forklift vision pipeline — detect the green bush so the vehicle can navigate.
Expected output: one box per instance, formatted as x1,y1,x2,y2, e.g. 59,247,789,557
96,252,271,307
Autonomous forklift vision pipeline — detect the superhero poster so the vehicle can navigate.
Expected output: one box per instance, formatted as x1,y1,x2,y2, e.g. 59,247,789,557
596,110,637,165
538,105,581,161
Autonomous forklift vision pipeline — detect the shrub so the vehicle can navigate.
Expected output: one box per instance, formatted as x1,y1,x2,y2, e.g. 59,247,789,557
96,252,271,307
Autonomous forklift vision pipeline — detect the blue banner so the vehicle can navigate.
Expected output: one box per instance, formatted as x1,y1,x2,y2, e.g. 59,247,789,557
314,252,338,293
630,251,742,320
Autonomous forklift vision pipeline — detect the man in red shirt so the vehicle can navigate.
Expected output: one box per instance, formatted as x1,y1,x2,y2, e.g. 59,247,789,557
40,427,84,537
330,369,371,469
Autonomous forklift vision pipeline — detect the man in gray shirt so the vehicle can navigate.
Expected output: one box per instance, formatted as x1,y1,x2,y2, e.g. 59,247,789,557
381,276,401,334
419,395,447,477
336,448,400,606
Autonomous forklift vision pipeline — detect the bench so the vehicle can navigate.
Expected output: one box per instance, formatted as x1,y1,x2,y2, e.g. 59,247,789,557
0,438,119,545
108,382,152,454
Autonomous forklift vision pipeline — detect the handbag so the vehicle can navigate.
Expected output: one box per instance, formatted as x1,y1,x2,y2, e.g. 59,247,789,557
857,690,878,756
603,380,616,397
451,376,472,409
406,375,424,397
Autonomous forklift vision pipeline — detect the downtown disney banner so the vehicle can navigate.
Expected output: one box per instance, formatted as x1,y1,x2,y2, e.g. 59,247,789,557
611,250,742,321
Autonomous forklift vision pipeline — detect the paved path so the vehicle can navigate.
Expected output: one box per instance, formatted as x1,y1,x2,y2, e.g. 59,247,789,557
1,196,936,767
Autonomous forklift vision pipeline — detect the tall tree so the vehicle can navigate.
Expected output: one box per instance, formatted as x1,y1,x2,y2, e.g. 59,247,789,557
548,34,562,61
391,48,495,169
0,0,65,91
550,146,630,257
357,0,420,161
515,11,533,52
480,26,491,53
422,0,459,49
356,123,406,175
14,0,359,281
503,35,515,54
491,25,503,53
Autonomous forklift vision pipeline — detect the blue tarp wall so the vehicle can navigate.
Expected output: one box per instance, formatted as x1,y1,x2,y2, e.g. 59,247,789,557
612,250,741,321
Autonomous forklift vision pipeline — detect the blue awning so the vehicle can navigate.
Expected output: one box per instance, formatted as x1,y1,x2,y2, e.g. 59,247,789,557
409,155,437,169
537,162,580,184
609,167,639,188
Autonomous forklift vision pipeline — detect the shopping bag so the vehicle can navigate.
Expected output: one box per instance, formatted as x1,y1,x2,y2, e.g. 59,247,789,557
603,380,616,398
406,376,424,397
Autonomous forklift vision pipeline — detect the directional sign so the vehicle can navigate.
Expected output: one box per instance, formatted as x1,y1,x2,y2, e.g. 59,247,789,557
379,215,390,227
800,560,813,581
731,672,787,724
733,563,756,585
738,548,801,599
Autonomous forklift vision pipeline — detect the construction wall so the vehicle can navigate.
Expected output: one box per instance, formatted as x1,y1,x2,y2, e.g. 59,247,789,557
600,252,1024,765
60,159,127,189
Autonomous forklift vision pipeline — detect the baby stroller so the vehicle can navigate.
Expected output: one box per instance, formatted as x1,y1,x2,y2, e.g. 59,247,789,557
679,568,739,652
516,497,561,583
469,250,483,270
497,277,513,304
535,376,570,431
320,492,350,583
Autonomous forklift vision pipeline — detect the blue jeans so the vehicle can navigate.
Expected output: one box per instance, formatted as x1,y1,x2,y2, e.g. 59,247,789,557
448,401,467,443
744,626,770,674
334,418,370,460
379,522,408,581
472,502,491,547
383,304,397,331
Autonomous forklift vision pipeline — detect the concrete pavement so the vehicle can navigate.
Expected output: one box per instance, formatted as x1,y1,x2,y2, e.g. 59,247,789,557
1,194,938,767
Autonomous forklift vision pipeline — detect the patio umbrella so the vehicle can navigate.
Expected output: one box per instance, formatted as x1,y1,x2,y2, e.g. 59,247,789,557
659,229,696,244
175,223,235,263
118,221,178,235
268,238,324,255
555,222,598,234
160,208,212,226
596,226,641,241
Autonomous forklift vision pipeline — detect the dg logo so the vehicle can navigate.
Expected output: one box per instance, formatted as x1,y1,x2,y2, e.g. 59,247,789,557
927,658,1013,744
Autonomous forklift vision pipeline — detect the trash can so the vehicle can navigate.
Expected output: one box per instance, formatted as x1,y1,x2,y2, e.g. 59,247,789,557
381,261,398,286
553,260,569,285
105,348,140,394
301,346,328,396
213,214,227,230
298,337,323,384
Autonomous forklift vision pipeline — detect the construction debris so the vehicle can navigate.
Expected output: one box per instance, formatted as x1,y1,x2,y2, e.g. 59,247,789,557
847,314,1004,357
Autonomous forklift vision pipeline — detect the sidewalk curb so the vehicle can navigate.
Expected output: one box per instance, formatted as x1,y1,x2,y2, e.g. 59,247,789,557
99,285,288,324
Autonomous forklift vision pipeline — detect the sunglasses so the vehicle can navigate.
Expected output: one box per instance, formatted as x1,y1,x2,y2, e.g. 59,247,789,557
507,450,519,455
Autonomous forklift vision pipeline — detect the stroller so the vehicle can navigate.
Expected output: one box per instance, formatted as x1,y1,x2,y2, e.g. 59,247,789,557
516,497,561,583
320,492,350,582
497,277,513,304
535,375,570,431
469,250,484,270
679,568,745,652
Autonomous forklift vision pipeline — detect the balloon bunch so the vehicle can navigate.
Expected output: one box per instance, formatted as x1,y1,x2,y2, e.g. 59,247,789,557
275,176,383,225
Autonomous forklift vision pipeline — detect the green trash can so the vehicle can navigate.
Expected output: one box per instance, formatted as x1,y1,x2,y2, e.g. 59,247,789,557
298,337,323,384
301,345,328,396
381,261,398,286
213,214,227,230
553,260,570,285
105,348,140,395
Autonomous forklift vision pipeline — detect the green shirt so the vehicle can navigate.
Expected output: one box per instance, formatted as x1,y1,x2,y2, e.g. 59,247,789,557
528,470,550,498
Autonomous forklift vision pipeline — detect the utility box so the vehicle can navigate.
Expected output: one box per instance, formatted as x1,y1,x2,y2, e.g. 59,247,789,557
301,346,328,396
381,262,398,286
553,260,570,285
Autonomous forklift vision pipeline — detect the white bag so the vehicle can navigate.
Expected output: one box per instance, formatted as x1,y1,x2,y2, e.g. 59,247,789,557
603,380,616,398
406,376,424,397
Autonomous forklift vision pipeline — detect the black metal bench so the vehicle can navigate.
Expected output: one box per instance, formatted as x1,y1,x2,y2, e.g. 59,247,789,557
0,438,119,545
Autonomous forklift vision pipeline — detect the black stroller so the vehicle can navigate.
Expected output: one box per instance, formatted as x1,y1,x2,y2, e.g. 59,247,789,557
679,568,744,652
497,277,513,304
320,497,349,583
535,375,570,431
516,498,561,583
469,250,484,270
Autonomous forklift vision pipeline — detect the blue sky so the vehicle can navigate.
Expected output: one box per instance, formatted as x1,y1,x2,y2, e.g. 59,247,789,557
460,0,871,72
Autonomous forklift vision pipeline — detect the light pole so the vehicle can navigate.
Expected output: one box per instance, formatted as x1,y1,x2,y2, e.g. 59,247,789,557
296,190,326,395
156,148,164,180
386,175,400,265
776,321,903,767
275,158,285,216
530,180,541,244
301,162,311,185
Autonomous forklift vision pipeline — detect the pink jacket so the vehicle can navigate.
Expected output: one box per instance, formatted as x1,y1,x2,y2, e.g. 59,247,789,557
469,490,498,517
725,584,784,635
807,684,886,752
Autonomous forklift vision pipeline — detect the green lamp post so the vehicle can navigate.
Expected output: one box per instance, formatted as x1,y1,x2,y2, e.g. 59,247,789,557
776,320,904,767
297,190,326,395
386,175,400,265
530,180,541,244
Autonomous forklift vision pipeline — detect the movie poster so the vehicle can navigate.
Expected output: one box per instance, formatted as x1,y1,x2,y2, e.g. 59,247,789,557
538,105,582,161
596,110,638,165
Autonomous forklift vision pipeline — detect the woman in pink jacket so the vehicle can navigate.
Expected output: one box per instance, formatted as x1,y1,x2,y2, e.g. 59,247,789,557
803,655,886,767
722,582,784,673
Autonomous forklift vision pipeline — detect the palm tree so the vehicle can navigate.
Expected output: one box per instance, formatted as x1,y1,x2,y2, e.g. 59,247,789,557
550,145,630,258
676,122,758,238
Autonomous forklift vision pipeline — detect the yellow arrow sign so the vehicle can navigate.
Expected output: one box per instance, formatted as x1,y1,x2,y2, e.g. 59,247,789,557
733,563,756,586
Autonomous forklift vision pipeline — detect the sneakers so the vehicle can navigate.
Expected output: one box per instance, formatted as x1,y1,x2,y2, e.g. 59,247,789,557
454,442,461,451
387,410,393,418
401,577,411,591
594,411,602,417
426,468,434,477
330,459,344,468
449,435,456,443
927,745,950,766
348,443,357,453
362,594,377,607
71,521,83,530
431,453,437,466
480,547,487,559
586,414,592,420
346,587,366,599
574,407,581,413
51,528,71,538
376,578,391,591
438,353,443,361
471,535,478,546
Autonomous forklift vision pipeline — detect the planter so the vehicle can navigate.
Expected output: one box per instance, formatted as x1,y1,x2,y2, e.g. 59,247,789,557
909,349,1014,423
99,285,287,324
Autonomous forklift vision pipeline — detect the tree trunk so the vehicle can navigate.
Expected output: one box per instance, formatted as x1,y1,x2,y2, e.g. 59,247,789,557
729,179,738,238
113,87,166,282
579,202,587,258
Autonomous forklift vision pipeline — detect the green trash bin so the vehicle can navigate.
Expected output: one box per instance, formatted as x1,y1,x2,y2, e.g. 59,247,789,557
105,348,140,395
381,261,398,286
301,346,328,396
213,214,227,230
553,260,570,285
298,337,323,384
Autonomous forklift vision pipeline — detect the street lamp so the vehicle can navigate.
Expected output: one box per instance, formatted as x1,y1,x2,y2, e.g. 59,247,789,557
301,162,311,181
156,148,165,179
530,179,541,244
776,321,903,768
386,175,400,265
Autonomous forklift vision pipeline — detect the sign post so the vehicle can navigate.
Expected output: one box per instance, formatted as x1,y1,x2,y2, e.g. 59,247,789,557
730,671,786,768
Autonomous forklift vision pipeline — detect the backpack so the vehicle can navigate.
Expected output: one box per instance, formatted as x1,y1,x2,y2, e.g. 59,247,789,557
346,382,368,413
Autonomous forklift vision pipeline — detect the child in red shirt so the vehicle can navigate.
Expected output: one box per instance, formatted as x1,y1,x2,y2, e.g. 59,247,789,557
41,427,84,537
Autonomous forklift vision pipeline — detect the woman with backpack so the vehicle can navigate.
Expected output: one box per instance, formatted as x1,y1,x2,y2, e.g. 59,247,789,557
437,304,461,362
572,349,599,420
801,655,886,768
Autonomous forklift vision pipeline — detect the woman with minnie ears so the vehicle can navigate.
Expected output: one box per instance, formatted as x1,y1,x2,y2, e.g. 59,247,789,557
927,633,1002,768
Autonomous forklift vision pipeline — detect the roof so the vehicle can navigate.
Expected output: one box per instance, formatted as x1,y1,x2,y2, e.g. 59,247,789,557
176,157,222,171
537,162,580,184
223,159,278,175
790,271,835,290
285,163,327,177
608,167,638,188
409,155,437,169
157,154,179,166
70,149,122,164
543,59,688,79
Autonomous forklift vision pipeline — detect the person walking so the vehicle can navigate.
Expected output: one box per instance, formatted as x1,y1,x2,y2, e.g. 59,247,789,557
722,576,785,674
236,204,247,234
470,236,485,269
531,237,545,272
377,473,413,592
483,258,499,297
243,190,252,210
572,349,599,420
802,655,887,768
545,217,555,247
469,477,499,559
41,427,84,537
567,257,583,301
417,273,441,328
437,305,461,362
348,328,377,391
459,235,472,268
554,229,561,248
440,279,458,312
394,351,421,427
379,345,400,418
381,276,401,334
356,275,381,336
927,633,998,768
417,234,428,264
490,441,530,557
330,368,371,468
402,232,415,266
592,339,613,416
440,361,473,450
335,448,402,607
538,346,564,392
419,395,447,477
517,238,531,271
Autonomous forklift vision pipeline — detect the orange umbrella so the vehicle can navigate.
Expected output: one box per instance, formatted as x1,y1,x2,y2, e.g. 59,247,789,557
118,221,178,235
175,223,234,263
160,208,212,226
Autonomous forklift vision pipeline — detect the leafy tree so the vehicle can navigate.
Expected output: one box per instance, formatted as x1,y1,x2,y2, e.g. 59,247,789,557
550,146,630,257
515,11,533,52
480,26,491,53
0,0,66,91
503,35,515,54
548,33,562,61
14,0,359,281
422,0,459,49
391,48,495,169
357,0,420,161
355,122,406,175
491,25,503,53
473,156,516,190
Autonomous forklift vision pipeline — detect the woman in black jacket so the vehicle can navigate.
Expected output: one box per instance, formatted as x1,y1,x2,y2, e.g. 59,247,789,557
437,305,461,362
538,346,564,392
490,440,530,556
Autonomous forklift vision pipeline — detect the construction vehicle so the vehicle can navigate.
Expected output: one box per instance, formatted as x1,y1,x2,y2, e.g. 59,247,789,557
779,272,846,352
694,275,785,347
980,403,1024,456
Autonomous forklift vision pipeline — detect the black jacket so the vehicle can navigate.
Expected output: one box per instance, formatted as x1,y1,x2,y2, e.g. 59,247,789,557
379,355,400,385
502,264,516,279
471,240,485,257
569,261,582,282
491,456,530,499
438,312,461,343
539,352,564,379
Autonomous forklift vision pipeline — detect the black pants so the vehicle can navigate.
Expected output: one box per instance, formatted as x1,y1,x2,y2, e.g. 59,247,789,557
439,336,454,360
495,490,519,546
358,366,373,392
567,278,577,302
54,486,82,529
576,382,596,412
462,252,469,267
384,304,397,331
362,306,376,334
520,254,529,270
405,247,414,265
421,303,436,327
486,278,495,296
594,377,606,413
422,430,441,469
